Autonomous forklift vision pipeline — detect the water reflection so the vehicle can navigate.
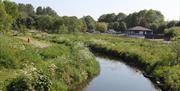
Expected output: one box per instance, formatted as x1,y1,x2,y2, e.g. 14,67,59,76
79,56,161,91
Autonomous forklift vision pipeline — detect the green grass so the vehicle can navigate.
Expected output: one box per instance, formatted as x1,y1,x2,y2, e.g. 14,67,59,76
1,32,180,91
0,35,99,91
39,33,179,91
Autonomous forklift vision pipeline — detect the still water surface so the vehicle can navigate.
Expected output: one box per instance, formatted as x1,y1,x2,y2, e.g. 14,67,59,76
82,56,160,91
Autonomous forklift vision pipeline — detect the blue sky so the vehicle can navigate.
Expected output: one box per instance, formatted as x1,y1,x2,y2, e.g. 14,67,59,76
12,0,180,21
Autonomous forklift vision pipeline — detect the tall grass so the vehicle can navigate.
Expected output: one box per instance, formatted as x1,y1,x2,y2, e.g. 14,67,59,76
0,35,99,91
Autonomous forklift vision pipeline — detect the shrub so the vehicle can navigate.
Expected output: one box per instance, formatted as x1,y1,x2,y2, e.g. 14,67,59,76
164,27,180,39
96,22,108,33
6,72,52,91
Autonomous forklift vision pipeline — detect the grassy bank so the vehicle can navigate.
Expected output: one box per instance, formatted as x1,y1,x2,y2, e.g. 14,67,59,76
42,34,180,91
0,35,99,91
1,32,180,91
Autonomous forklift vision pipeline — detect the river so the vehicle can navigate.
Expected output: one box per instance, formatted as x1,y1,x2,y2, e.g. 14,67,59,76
81,56,161,91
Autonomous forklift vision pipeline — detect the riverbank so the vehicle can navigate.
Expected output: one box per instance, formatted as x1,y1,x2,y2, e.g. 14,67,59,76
24,33,180,91
45,34,179,91
86,35,179,91
89,46,163,90
0,35,100,90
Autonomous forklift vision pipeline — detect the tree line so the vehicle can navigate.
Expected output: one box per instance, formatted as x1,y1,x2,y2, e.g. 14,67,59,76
0,0,180,34
0,0,96,34
98,10,180,34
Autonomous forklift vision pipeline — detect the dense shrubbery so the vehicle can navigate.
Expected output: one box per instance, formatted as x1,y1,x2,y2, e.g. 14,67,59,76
96,22,108,32
164,27,180,39
6,71,52,91
154,65,180,91
0,35,99,91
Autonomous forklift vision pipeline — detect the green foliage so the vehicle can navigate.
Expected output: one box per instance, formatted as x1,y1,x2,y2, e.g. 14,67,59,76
0,1,168,34
108,21,127,32
58,24,68,34
18,3,35,17
98,10,164,32
96,22,108,32
98,13,126,23
164,27,180,39
6,75,33,91
125,9,164,29
36,6,57,16
171,38,180,65
98,13,116,22
6,71,52,91
83,16,96,30
62,16,80,33
35,15,54,31
36,6,43,15
0,2,12,33
119,21,127,31
154,65,180,91
78,18,88,32
13,16,35,30
0,34,100,90
48,34,180,90
0,36,18,68
167,21,179,28
3,0,19,19
116,13,127,22
108,22,119,30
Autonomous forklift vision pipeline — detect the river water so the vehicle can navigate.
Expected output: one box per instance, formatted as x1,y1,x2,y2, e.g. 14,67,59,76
81,56,161,91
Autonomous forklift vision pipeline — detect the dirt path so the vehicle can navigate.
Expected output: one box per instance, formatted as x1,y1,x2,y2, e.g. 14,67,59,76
17,37,51,48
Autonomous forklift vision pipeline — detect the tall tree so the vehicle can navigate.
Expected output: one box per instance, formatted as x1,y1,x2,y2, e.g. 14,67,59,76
0,1,12,33
176,21,180,26
115,13,127,22
51,17,63,33
35,15,54,32
119,21,127,32
44,7,57,16
112,22,119,31
3,0,19,19
36,6,57,16
25,4,34,16
78,18,88,32
18,3,35,17
36,6,43,15
98,13,116,23
125,9,164,29
167,21,179,28
62,16,80,33
83,16,96,30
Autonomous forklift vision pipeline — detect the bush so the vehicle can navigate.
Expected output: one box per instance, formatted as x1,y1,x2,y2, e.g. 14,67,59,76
96,22,108,32
164,27,180,39
6,75,33,91
6,71,52,91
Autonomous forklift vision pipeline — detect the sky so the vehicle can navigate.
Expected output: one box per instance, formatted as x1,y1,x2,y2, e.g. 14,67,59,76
12,0,180,21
